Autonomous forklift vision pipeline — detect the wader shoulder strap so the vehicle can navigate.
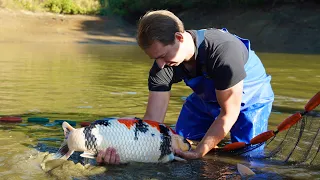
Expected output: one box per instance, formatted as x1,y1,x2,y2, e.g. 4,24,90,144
195,29,209,77
196,29,206,48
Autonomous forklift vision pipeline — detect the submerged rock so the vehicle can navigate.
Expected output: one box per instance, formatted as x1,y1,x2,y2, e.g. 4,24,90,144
36,152,107,180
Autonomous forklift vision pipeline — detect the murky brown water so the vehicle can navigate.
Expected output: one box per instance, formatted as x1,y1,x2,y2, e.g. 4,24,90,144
0,43,319,179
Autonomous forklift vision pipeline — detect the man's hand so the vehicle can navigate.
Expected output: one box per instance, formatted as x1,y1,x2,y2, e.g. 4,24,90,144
96,147,120,165
174,149,202,160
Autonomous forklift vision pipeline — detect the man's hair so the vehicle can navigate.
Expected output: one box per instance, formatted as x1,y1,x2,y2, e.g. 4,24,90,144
137,10,185,49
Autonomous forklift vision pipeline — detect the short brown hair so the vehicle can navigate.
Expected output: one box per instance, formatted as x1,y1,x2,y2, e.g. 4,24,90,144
137,10,185,49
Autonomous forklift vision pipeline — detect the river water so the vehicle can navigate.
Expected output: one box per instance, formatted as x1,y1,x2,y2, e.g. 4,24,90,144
0,43,319,179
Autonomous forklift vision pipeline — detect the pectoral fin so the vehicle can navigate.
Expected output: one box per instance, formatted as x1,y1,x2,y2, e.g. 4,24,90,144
174,156,187,162
80,152,95,159
237,163,255,177
64,150,75,159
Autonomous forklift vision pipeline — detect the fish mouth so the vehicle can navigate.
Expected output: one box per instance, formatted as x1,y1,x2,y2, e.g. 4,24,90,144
183,138,192,151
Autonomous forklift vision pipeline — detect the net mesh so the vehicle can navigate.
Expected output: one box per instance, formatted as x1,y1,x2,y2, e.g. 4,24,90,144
263,114,320,165
220,109,320,166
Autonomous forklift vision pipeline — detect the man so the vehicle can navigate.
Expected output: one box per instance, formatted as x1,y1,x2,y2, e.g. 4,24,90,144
96,10,274,164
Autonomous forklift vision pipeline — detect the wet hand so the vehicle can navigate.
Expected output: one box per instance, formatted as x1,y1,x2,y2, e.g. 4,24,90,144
174,149,202,160
96,147,120,165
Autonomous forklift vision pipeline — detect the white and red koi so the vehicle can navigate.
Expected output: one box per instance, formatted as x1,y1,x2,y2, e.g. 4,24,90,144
55,117,191,163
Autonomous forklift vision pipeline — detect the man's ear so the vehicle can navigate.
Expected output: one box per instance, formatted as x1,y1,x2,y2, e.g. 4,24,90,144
175,32,184,42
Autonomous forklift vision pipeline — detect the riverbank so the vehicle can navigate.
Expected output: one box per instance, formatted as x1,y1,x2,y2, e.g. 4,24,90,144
179,2,320,54
0,8,137,44
0,2,319,54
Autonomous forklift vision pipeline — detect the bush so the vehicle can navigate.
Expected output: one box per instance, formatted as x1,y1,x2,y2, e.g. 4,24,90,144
106,0,273,20
43,0,79,14
10,0,43,11
107,0,187,20
4,0,318,16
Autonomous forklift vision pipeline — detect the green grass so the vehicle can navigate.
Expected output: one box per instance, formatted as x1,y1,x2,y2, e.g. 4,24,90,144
0,0,103,14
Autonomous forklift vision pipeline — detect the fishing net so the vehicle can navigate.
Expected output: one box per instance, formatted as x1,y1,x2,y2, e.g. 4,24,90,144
263,112,320,165
212,92,320,166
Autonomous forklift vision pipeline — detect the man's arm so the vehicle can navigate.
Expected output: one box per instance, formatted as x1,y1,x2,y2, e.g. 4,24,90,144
175,80,243,158
196,80,243,156
143,91,171,123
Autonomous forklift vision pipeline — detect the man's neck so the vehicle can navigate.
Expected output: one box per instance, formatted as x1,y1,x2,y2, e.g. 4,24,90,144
183,32,196,68
185,32,196,60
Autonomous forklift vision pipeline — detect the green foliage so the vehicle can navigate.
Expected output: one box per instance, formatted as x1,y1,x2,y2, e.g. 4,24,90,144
7,0,101,14
18,0,33,10
11,0,43,11
4,0,318,16
108,0,186,16
105,0,273,19
42,0,101,14
44,0,88,14
106,0,189,21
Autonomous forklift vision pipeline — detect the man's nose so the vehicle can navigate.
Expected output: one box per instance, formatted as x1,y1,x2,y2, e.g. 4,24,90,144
156,59,166,69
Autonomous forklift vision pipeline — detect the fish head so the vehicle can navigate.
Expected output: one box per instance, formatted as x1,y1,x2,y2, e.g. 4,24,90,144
62,122,87,152
171,134,191,152
55,122,87,159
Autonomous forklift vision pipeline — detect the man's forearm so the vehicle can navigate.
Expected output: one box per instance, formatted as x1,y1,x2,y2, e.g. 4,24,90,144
195,114,238,157
143,91,170,123
143,111,165,123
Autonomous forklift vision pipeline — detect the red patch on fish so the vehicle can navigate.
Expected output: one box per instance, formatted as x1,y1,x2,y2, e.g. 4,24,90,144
144,120,161,132
118,119,138,129
168,127,177,134
118,118,174,133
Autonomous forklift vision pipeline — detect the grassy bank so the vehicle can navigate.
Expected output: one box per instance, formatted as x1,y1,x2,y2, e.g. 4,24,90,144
0,0,104,14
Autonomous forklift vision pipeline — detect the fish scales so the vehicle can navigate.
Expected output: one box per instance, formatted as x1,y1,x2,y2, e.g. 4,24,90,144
89,120,167,163
55,118,191,163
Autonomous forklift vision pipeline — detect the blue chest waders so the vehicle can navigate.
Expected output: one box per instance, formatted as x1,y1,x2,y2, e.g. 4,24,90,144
175,28,274,153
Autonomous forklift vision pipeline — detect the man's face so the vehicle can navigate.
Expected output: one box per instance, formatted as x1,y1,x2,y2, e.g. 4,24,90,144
144,35,186,69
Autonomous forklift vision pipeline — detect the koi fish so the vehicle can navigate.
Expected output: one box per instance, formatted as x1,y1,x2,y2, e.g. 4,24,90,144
55,117,191,163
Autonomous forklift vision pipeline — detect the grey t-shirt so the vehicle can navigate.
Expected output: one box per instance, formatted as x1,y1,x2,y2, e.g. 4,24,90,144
148,28,249,91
